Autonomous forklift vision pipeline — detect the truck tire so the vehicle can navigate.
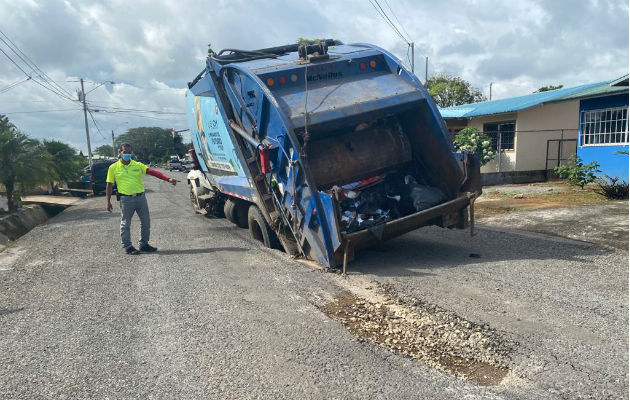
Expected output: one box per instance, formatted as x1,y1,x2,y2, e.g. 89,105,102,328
277,230,301,257
224,199,236,224
248,205,280,250
224,198,248,228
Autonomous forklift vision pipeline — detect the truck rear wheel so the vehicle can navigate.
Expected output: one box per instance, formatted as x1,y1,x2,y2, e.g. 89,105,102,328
276,229,301,257
248,205,280,249
224,198,249,228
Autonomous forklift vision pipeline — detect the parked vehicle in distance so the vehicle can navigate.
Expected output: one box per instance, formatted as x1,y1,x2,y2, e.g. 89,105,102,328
168,158,183,171
91,159,117,196
181,160,194,172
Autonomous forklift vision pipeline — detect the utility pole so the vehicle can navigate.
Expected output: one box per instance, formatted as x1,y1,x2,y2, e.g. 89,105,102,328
425,56,428,84
489,82,493,101
111,130,115,155
410,42,414,73
79,78,93,169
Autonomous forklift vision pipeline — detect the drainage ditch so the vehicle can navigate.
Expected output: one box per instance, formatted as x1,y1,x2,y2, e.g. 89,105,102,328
0,204,67,245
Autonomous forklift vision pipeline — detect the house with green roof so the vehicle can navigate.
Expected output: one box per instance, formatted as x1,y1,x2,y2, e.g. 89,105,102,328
440,76,628,184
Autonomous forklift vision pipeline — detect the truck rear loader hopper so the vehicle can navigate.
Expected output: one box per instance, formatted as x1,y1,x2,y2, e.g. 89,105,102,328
186,40,482,270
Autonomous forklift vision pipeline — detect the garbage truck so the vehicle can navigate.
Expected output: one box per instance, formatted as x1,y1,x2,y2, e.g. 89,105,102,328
185,39,481,270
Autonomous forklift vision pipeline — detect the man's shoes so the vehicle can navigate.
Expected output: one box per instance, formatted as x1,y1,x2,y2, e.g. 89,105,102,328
125,246,141,255
139,244,158,252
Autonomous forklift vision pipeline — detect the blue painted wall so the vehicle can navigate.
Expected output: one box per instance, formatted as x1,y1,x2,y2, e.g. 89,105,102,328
577,93,629,180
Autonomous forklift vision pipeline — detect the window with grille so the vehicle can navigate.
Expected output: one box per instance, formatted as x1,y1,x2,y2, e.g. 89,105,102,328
581,107,628,146
484,122,515,150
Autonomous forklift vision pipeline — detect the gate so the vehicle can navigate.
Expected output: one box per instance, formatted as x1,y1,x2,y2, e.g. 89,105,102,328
546,138,577,172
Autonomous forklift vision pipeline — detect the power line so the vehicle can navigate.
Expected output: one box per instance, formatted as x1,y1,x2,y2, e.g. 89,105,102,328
0,29,75,99
88,104,185,115
0,76,30,94
0,46,77,103
368,0,409,45
383,0,412,41
1,108,82,115
87,109,108,141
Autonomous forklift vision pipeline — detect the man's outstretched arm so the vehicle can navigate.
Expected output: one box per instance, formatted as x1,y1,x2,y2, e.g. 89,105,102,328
146,168,177,185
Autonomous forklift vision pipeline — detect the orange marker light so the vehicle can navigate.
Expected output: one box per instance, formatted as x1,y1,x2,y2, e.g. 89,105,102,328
370,59,377,68
360,62,367,71
266,77,275,87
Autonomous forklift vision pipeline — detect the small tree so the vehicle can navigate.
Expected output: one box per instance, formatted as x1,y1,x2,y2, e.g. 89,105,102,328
534,85,563,93
554,155,600,188
425,74,486,108
453,127,497,166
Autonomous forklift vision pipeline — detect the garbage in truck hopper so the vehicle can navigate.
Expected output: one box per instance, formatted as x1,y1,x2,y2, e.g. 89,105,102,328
331,172,447,235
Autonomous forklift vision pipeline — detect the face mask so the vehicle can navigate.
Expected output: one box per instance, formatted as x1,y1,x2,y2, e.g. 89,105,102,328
121,153,133,161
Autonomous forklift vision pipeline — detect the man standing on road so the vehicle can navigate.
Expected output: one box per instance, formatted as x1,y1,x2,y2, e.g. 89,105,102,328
106,143,177,255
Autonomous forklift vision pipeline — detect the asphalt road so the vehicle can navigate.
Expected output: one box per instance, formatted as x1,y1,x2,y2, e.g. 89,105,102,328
0,174,627,399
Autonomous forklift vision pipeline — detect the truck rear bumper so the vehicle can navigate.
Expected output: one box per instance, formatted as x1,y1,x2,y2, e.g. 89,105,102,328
341,193,472,253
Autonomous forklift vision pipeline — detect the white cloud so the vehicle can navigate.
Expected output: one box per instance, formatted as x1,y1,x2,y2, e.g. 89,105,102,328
0,0,627,152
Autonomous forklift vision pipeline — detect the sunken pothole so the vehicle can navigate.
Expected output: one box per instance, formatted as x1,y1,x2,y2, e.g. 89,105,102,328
321,291,515,385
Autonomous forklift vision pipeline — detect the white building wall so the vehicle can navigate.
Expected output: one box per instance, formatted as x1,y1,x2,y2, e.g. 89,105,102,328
515,101,579,171
463,101,580,173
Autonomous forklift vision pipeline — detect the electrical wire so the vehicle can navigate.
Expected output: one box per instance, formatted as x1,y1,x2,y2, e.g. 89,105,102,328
88,103,185,115
0,77,31,94
368,0,409,45
383,0,412,41
1,108,82,114
0,46,78,104
0,29,75,99
87,109,109,141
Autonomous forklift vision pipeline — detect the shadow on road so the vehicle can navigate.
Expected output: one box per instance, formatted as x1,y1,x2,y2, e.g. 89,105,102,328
156,247,248,255
347,226,614,277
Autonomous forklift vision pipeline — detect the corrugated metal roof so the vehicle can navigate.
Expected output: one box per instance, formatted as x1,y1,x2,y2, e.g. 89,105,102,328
552,75,628,101
439,81,606,118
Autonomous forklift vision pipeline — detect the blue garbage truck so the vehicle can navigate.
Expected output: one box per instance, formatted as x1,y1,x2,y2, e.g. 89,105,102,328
185,40,481,270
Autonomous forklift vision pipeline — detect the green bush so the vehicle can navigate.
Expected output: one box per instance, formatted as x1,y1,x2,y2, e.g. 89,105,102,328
554,155,600,188
453,127,497,166
597,176,629,199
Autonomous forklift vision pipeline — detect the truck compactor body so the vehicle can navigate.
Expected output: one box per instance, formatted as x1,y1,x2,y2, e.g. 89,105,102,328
186,40,481,269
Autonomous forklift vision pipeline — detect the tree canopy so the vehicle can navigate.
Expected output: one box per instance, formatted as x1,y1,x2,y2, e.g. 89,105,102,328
43,140,86,185
94,144,115,157
425,74,486,108
534,85,563,93
114,127,188,162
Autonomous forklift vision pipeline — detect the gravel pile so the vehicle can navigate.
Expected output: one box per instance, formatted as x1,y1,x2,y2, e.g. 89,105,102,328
321,286,516,385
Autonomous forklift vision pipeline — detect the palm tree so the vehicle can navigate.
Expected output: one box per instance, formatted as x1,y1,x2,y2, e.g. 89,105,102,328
0,115,51,212
43,140,85,193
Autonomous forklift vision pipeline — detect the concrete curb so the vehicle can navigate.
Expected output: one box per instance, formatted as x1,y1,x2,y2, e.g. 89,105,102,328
0,205,50,242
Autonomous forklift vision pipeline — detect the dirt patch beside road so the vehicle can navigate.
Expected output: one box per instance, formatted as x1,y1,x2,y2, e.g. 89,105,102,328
476,182,611,219
480,201,628,250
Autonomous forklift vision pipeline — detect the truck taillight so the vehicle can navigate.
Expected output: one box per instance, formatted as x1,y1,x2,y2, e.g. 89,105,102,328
259,146,271,174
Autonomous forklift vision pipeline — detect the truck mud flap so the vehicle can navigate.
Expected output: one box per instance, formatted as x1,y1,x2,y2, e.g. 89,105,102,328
342,194,472,252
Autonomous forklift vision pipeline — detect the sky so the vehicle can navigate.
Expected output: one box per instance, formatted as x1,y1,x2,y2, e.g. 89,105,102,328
0,0,628,153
